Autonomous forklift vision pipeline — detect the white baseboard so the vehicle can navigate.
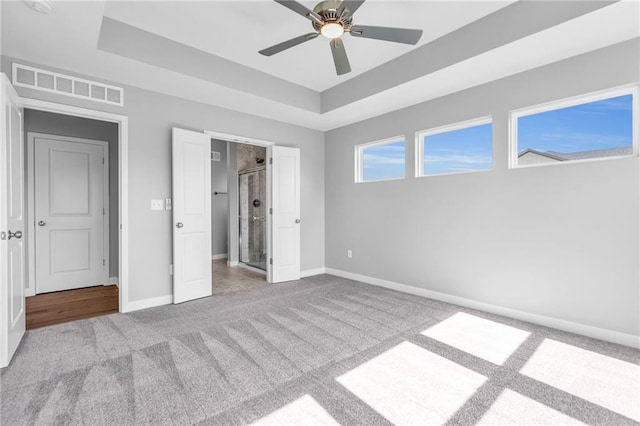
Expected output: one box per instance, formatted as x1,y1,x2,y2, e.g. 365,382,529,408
211,254,228,260
122,294,172,313
227,260,239,267
108,277,119,287
301,267,326,278
325,268,640,349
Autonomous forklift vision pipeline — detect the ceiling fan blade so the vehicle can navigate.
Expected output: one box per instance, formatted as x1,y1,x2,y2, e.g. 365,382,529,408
330,38,351,75
259,33,319,56
349,25,423,45
273,1,322,23
339,1,365,17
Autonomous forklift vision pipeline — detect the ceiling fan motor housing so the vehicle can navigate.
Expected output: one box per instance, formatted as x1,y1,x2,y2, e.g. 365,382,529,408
312,0,353,32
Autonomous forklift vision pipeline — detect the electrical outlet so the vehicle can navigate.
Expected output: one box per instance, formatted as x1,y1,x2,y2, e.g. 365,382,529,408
151,199,163,211
347,249,352,258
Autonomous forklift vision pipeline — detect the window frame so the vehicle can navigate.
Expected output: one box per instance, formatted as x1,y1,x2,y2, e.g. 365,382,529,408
509,85,639,169
354,135,406,183
415,116,493,178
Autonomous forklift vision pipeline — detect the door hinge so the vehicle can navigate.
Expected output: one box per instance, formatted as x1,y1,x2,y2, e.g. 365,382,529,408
269,258,273,265
269,158,273,165
269,207,273,214
0,232,6,240
103,259,106,266
102,157,105,164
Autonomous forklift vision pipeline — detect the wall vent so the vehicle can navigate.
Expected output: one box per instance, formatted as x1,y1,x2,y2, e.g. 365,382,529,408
12,63,124,107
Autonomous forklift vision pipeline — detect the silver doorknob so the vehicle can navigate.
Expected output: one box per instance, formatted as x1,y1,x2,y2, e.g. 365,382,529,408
8,230,22,240
295,219,301,224
176,222,184,228
38,221,46,226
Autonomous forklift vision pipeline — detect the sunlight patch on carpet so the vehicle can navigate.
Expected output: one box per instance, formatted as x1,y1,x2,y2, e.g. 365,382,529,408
520,339,640,421
421,312,530,365
336,341,486,425
249,395,339,426
478,388,586,425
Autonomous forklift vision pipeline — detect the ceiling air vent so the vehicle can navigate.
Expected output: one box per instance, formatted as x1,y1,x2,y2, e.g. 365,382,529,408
12,63,124,107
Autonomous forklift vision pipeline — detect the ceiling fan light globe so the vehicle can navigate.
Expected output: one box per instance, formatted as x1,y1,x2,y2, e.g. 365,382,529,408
320,22,344,39
23,0,53,13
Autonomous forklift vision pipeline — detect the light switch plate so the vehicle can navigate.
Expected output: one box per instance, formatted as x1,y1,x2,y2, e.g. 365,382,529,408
151,199,163,211
165,198,172,210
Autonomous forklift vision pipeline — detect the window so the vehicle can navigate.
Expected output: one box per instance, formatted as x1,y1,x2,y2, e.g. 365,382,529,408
355,137,406,182
417,118,493,177
511,87,637,167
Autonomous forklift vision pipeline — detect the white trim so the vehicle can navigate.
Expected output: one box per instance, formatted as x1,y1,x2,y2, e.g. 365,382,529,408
211,253,228,260
355,135,406,183
509,84,639,169
325,268,640,349
20,98,129,314
124,295,172,312
26,133,110,296
415,116,493,178
227,260,239,267
12,63,124,107
108,277,119,287
301,267,326,278
204,130,275,147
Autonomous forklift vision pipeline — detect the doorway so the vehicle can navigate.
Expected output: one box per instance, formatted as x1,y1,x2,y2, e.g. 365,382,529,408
237,144,267,272
171,128,301,305
29,133,110,293
24,110,119,328
210,140,268,294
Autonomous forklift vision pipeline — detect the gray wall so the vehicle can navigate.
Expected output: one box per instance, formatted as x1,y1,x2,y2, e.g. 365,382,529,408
325,39,640,337
2,55,325,303
210,139,228,256
24,109,119,278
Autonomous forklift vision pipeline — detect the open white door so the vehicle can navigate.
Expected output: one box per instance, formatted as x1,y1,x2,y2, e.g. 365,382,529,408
172,128,212,303
270,146,301,283
0,74,25,368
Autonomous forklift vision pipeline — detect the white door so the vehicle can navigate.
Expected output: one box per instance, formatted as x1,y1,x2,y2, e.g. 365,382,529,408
172,128,212,304
0,74,25,368
270,146,301,283
34,136,108,294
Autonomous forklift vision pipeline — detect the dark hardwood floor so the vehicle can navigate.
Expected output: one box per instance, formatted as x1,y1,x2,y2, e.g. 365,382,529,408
26,285,119,330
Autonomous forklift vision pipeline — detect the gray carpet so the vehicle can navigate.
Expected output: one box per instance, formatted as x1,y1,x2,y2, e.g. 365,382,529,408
1,274,639,425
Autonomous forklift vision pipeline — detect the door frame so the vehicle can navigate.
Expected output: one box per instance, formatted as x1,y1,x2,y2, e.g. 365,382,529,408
203,130,274,283
26,133,111,295
20,98,129,312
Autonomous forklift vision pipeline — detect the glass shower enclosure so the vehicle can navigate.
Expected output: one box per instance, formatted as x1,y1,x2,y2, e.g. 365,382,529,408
239,167,267,270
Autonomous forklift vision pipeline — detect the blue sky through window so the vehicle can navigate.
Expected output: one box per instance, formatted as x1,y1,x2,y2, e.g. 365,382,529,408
362,140,405,181
517,94,633,154
423,123,493,175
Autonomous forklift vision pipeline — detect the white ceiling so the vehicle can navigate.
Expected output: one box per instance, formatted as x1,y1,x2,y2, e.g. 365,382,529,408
102,1,514,91
1,0,639,131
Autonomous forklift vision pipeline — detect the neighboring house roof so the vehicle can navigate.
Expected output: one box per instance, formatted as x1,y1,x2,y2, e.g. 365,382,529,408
518,146,633,161
517,149,567,161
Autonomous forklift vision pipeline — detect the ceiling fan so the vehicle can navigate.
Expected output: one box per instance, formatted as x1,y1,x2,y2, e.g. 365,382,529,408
259,0,423,76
